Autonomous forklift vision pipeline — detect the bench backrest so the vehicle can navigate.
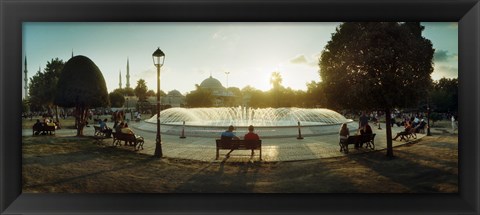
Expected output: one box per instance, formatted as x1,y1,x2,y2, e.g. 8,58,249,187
33,124,55,131
347,133,375,144
113,132,136,141
361,133,375,142
215,139,262,149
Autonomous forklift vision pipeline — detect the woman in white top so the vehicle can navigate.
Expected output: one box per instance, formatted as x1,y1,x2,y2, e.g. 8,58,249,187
339,123,349,141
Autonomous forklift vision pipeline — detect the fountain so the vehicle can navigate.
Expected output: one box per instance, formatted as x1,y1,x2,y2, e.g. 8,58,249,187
135,107,355,138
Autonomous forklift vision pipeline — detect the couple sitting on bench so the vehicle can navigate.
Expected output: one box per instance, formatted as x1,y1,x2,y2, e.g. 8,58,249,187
221,125,260,158
340,123,373,148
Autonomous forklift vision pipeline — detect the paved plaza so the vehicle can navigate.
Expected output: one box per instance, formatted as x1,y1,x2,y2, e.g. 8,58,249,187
23,121,425,162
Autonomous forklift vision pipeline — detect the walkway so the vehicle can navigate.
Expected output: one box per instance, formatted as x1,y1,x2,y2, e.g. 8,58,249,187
23,122,425,162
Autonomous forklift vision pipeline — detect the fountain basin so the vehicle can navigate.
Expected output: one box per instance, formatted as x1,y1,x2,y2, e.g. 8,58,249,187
137,107,356,138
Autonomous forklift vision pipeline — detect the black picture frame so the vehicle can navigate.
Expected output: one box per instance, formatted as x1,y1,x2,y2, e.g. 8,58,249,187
1,0,479,214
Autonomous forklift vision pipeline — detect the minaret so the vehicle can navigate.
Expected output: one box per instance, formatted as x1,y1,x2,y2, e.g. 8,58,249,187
71,49,74,58
23,56,28,98
119,70,122,89
126,58,130,89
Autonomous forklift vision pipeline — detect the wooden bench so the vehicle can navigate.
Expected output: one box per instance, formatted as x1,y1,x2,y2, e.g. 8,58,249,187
215,139,262,160
399,128,417,141
93,125,112,137
112,132,144,151
93,125,105,137
32,124,56,135
339,133,376,154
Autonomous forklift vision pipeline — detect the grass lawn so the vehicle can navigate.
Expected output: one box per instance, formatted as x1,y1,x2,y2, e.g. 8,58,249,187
22,133,458,193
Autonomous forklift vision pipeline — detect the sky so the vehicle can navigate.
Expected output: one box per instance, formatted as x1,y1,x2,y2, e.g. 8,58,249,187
22,22,458,98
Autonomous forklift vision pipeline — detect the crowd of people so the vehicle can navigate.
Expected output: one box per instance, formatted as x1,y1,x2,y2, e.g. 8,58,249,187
32,117,60,135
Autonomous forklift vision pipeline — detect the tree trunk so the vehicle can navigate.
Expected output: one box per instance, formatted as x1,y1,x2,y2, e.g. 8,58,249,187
385,108,394,158
55,105,59,123
76,106,86,136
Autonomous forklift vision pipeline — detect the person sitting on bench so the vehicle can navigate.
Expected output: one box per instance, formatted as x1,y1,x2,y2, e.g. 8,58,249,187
358,123,373,147
121,123,142,146
339,123,350,142
393,124,413,141
221,125,240,158
244,125,260,156
99,118,112,138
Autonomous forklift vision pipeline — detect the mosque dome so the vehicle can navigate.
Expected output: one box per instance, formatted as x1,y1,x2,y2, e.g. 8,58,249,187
168,89,183,97
200,76,224,90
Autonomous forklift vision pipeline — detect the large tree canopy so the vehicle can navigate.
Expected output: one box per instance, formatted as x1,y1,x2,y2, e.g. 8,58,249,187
54,55,109,136
320,22,434,157
134,79,148,102
28,58,65,113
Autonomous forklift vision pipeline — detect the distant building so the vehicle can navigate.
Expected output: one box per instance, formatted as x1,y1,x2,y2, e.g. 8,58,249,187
199,75,235,106
161,90,185,107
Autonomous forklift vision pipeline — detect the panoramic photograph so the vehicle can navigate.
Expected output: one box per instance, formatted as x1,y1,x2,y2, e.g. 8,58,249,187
21,22,458,193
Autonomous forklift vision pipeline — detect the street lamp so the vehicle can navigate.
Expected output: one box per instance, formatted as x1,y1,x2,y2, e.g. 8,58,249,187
427,102,432,136
126,97,129,121
152,47,165,158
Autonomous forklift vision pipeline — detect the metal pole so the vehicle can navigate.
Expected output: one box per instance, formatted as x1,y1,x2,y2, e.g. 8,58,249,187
427,105,431,136
180,121,186,139
297,121,304,140
154,64,163,157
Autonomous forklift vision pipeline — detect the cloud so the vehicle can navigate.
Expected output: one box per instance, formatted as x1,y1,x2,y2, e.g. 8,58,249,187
290,55,308,64
434,50,456,62
432,65,458,80
212,31,228,40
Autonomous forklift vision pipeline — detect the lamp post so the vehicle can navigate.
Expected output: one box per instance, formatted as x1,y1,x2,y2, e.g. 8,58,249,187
153,47,165,158
427,101,431,136
126,97,129,122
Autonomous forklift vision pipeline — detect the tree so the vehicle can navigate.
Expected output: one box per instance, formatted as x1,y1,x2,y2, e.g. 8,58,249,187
134,79,148,102
185,85,214,107
54,55,109,136
146,90,156,97
28,58,65,118
320,22,434,157
109,91,125,108
429,78,458,113
305,81,327,108
22,99,29,114
270,71,283,107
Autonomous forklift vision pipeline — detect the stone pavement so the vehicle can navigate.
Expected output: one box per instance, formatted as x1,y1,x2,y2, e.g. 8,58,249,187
23,122,425,163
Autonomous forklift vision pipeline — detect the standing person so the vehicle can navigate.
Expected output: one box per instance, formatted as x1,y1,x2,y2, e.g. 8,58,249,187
390,112,397,127
221,125,239,158
451,115,457,134
244,125,260,156
359,111,369,130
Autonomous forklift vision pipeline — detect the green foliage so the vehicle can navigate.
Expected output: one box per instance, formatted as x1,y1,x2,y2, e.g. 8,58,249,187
28,58,65,112
113,87,135,96
242,86,272,108
109,91,125,108
146,90,156,97
134,79,148,101
54,56,109,108
22,99,29,113
54,55,109,136
429,78,458,113
305,81,327,107
185,85,214,107
320,22,434,110
429,112,443,126
320,22,434,157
